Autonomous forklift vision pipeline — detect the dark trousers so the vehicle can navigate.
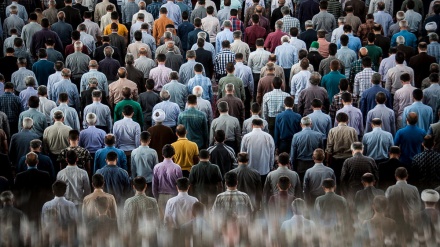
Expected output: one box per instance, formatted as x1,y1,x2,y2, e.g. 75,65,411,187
72,76,82,92
253,73,260,100
330,157,348,192
124,151,132,176
225,140,238,154
216,73,226,83
267,117,276,137
295,160,315,183
283,68,291,93
278,139,292,154
244,87,251,119
49,152,61,175
182,170,190,178
260,174,268,189
96,126,109,133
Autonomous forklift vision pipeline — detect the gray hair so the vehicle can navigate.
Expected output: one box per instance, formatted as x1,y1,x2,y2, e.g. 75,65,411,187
281,5,290,15
225,83,234,92
396,11,405,21
399,20,408,28
309,72,321,85
104,46,114,57
338,17,345,23
125,53,135,65
88,77,98,85
275,20,283,30
350,142,363,151
305,20,313,27
396,35,405,44
86,113,97,125
23,117,33,129
301,116,312,126
25,76,36,86
169,71,179,80
429,33,439,41
197,32,207,39
61,68,71,77
186,50,196,58
0,191,14,203
74,41,83,49
217,101,229,113
233,30,242,39
223,20,232,28
164,31,173,39
281,35,290,43
371,73,381,84
192,86,203,97
160,90,170,100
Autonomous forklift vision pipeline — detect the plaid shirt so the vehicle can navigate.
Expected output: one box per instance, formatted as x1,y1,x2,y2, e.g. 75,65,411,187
280,15,300,34
212,189,254,220
412,150,440,190
329,91,358,121
357,20,375,43
146,1,162,19
0,92,23,124
229,16,244,33
215,49,236,75
123,193,159,227
122,2,139,23
340,153,378,195
349,59,376,87
354,68,375,96
262,89,290,119
428,42,440,63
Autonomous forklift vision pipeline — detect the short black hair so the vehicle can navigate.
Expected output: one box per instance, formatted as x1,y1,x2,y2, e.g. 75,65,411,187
412,88,423,101
278,176,291,190
214,129,226,142
187,94,197,104
92,174,105,188
284,96,294,108
278,152,290,165
106,151,118,161
361,173,375,183
237,153,248,163
66,150,77,165
146,79,155,90
395,167,408,179
162,144,175,158
272,77,283,89
336,112,348,122
311,98,323,108
69,129,79,141
199,149,210,159
322,178,335,188
140,131,151,143
123,105,134,116
133,176,147,191
395,51,405,64
225,172,238,187
375,92,387,104
28,96,39,108
176,177,190,190
341,92,352,103
251,102,260,113
52,180,67,197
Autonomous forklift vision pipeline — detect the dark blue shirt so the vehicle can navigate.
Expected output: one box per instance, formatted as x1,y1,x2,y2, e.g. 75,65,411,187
177,21,194,52
187,28,210,50
394,125,426,166
32,59,55,86
274,109,302,147
94,146,127,173
96,165,132,205
359,84,392,120
17,152,55,180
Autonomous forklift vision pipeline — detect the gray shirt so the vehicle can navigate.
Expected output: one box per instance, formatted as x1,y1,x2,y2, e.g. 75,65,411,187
242,115,269,136
162,80,188,111
311,11,336,41
263,166,303,202
21,22,42,50
134,56,156,78
209,113,241,146
50,103,81,130
303,163,336,200
11,67,38,92
241,128,275,175
65,52,91,78
57,165,91,206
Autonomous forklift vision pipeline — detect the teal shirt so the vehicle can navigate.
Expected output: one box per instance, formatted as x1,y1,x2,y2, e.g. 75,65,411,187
114,99,144,126
321,71,346,103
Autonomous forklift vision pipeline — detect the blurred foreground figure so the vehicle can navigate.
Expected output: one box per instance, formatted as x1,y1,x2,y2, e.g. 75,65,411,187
414,189,440,247
0,191,29,247
181,202,214,247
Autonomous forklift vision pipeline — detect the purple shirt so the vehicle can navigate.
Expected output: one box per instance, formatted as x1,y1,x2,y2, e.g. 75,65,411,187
79,126,106,153
149,64,172,92
19,86,38,110
152,159,183,198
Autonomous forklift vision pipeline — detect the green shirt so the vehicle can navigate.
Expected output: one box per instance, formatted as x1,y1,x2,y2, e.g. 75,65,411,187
365,45,383,71
321,71,346,103
217,74,246,101
114,99,144,126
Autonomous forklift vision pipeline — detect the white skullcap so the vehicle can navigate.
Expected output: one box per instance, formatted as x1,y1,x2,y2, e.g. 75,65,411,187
152,109,166,122
421,189,440,202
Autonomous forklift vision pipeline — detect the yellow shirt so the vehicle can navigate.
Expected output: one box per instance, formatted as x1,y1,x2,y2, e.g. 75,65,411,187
103,22,129,37
171,138,199,171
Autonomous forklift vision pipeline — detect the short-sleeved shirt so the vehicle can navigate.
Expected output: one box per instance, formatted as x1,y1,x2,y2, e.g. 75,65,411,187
57,146,93,170
171,138,199,171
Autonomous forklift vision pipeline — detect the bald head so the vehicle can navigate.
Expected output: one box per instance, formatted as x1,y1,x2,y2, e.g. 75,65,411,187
89,60,98,68
118,67,127,78
359,47,368,57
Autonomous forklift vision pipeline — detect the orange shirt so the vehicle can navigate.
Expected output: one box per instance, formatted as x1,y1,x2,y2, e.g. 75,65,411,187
152,15,174,45
103,22,129,37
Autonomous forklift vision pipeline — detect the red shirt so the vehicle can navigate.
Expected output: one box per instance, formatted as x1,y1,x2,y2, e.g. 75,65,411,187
64,44,89,57
244,25,267,49
264,30,287,53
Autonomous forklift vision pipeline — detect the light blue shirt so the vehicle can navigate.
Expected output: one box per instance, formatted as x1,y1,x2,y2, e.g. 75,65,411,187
83,101,112,130
365,104,396,136
163,80,188,111
290,127,324,162
152,100,181,127
362,127,393,160
337,33,362,54
113,117,141,151
50,103,80,130
404,10,422,33
80,31,96,54
423,83,440,114
215,28,234,54
290,70,311,104
335,104,364,136
131,145,158,183
187,74,213,101
402,101,433,132
234,62,254,95
178,60,205,85
41,197,77,228
18,108,47,137
19,86,37,110
80,69,109,94
11,67,38,92
373,11,394,36
307,110,332,137
79,126,106,153
51,79,80,110
161,1,182,26
336,46,357,77
6,2,27,21
47,71,63,100
275,42,298,69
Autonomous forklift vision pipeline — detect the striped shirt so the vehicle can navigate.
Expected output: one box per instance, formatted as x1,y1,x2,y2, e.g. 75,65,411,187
215,49,236,75
262,89,290,119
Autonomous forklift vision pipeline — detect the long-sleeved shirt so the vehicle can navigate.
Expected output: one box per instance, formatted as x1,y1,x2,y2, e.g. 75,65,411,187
187,74,213,101
152,100,180,127
79,126,106,153
96,165,132,205
326,123,358,159
83,102,113,130
80,69,108,95
394,124,426,165
275,42,298,69
248,48,271,73
209,114,241,146
336,46,357,78
234,62,254,95
56,166,91,205
131,145,158,183
215,28,234,54
152,159,182,198
274,109,301,146
11,67,38,93
241,128,275,175
365,104,396,136
362,127,394,160
291,127,324,163
41,197,77,228
290,70,311,104
94,146,127,172
201,15,220,43
161,1,182,26
262,89,290,119
149,64,172,92
393,84,416,121
178,107,209,149
178,60,205,86
52,79,80,111
164,192,199,229
303,163,336,200
312,11,337,41
50,103,80,130
263,166,302,202
402,101,433,132
354,67,375,96
113,117,141,151
18,108,47,137
162,80,188,111
335,105,364,136
307,110,332,137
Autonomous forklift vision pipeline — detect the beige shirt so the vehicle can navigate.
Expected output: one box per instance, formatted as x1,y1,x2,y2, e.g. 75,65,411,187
43,121,71,155
108,78,139,107
230,40,251,64
95,1,115,23
201,15,220,43
82,189,118,222
393,84,416,120
326,123,358,159
127,41,152,59
385,64,415,94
